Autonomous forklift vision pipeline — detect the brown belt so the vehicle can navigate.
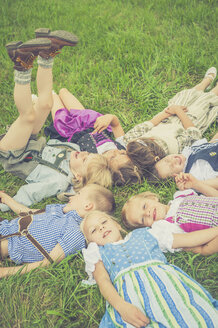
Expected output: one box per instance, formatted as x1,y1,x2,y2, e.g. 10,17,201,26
0,210,54,263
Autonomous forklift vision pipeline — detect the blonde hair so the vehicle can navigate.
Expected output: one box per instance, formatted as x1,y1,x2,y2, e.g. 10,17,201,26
80,210,127,243
121,191,159,228
73,154,112,191
83,184,116,214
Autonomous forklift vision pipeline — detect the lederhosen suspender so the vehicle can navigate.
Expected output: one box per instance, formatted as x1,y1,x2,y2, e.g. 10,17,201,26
0,210,54,263
35,143,79,176
32,150,69,176
25,142,78,176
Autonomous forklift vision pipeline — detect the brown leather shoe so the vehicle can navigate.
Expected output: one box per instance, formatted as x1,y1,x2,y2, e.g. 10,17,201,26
35,28,78,59
6,38,51,71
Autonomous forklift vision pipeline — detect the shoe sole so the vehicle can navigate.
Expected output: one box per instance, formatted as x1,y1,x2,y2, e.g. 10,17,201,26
35,28,78,45
18,38,51,49
6,41,23,51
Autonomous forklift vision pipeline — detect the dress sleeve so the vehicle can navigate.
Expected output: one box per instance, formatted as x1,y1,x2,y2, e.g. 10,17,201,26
115,135,126,147
82,242,102,285
123,121,153,144
149,221,184,253
176,127,202,153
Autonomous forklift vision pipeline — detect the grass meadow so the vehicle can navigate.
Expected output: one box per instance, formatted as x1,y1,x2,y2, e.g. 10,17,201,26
0,0,217,327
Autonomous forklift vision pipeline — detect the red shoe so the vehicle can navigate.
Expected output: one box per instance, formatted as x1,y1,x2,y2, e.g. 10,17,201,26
6,38,51,71
35,28,78,58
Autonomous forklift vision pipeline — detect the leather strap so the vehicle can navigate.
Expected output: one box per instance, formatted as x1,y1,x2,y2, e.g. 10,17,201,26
19,209,45,216
0,212,53,264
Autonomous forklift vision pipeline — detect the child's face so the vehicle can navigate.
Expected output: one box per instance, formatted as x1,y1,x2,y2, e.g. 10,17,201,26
69,151,94,179
126,196,169,227
155,154,186,179
103,149,129,170
63,185,92,216
83,214,122,245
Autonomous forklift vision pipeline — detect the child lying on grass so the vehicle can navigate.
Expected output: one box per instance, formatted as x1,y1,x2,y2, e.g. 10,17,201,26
43,68,217,187
0,29,112,213
81,210,218,327
0,184,115,278
122,173,218,255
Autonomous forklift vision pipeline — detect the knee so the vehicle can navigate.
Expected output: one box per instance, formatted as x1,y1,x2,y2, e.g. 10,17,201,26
21,110,36,125
59,88,68,98
38,97,53,112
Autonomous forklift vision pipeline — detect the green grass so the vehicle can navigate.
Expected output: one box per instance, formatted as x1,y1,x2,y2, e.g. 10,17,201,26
0,0,217,327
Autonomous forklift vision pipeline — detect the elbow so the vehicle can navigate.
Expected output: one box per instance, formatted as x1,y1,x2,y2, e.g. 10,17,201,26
189,246,214,256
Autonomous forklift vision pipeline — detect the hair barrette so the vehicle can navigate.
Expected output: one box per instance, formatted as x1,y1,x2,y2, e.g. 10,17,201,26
134,165,138,173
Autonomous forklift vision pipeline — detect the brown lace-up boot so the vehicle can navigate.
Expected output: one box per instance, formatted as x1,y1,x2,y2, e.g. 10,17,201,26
6,38,51,71
35,28,78,59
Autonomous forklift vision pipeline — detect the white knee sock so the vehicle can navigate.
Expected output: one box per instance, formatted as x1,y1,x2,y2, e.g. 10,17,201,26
37,56,54,68
14,69,32,85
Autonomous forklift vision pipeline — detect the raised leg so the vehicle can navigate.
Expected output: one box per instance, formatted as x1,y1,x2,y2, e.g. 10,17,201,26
32,64,53,134
0,80,36,151
59,88,85,111
0,38,51,151
210,82,218,96
194,67,217,91
51,93,65,120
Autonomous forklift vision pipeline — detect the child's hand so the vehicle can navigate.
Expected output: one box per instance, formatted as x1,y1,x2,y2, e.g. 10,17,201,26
92,114,113,134
119,301,150,327
165,105,188,115
0,191,11,204
175,173,198,190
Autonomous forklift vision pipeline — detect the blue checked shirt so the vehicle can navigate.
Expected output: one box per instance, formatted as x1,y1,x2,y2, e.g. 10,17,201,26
0,204,86,264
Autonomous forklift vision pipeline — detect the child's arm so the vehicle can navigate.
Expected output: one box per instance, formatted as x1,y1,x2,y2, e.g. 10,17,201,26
0,176,69,212
0,191,39,215
0,244,65,278
149,108,172,125
150,105,193,129
182,236,218,255
172,227,218,255
93,261,150,327
175,173,218,196
92,114,125,138
202,178,218,190
164,105,195,129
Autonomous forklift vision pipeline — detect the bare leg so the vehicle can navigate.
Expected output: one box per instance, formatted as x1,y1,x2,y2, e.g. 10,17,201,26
194,68,217,91
0,38,54,151
51,93,65,120
209,133,218,143
59,88,85,111
194,77,214,91
0,79,36,151
32,65,53,134
210,82,218,96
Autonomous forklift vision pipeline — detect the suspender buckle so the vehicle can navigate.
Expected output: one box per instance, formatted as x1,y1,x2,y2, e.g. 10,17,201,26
20,229,29,236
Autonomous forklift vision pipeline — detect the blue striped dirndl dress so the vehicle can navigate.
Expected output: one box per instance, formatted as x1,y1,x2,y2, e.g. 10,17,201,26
99,228,218,328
